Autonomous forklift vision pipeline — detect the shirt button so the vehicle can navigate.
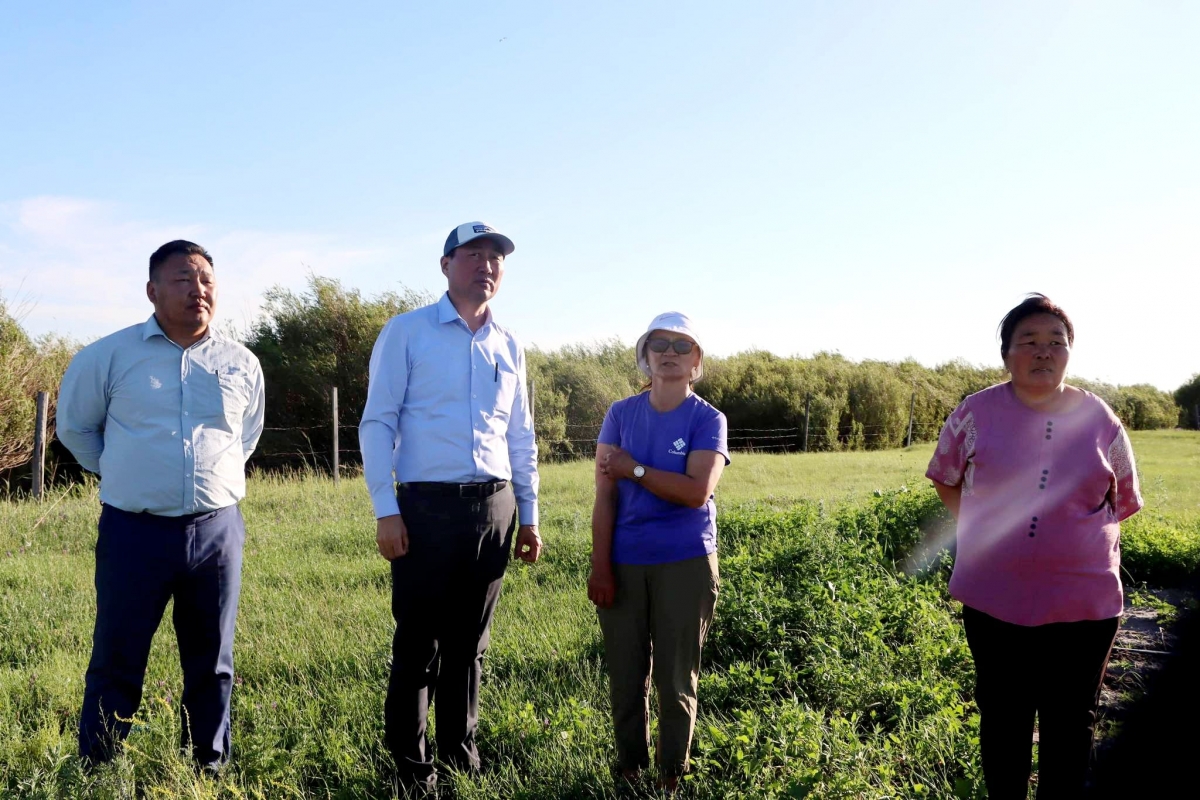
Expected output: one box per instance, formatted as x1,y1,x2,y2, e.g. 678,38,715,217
472,394,477,399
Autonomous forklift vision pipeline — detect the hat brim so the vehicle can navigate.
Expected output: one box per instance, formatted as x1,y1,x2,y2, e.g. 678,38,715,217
453,232,515,257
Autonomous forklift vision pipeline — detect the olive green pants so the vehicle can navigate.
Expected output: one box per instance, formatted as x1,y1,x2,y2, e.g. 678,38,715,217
597,553,719,778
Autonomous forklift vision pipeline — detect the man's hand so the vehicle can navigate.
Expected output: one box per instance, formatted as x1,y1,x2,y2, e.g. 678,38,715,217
588,563,615,608
514,524,542,563
376,514,409,561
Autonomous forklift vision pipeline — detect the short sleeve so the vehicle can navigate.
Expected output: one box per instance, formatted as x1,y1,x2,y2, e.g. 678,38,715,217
1107,424,1143,522
926,399,976,489
597,402,621,447
690,408,730,465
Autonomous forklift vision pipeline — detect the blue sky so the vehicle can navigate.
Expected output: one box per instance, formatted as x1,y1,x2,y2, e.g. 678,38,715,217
2,1,1197,391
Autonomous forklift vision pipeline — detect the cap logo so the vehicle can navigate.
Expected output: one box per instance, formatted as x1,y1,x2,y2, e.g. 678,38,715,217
472,224,494,234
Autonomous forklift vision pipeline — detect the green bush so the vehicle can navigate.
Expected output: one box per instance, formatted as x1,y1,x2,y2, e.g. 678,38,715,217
0,295,77,475
1174,374,1200,429
1121,513,1200,586
694,493,980,798
1074,379,1179,431
242,276,433,471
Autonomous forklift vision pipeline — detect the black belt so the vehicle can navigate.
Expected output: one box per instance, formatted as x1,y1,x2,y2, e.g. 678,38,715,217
398,480,508,499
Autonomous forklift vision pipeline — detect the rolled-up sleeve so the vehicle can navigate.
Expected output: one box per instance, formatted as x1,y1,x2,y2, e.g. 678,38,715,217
360,319,407,519
506,347,539,525
56,346,108,474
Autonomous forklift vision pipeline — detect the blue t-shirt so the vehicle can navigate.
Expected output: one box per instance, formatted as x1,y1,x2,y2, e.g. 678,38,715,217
597,392,730,565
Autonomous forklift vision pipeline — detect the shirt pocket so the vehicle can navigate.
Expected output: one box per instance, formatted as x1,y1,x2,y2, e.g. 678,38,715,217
196,368,250,431
488,368,519,421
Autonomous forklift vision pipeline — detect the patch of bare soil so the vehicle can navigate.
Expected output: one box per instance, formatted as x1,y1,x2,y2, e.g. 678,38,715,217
1087,585,1199,798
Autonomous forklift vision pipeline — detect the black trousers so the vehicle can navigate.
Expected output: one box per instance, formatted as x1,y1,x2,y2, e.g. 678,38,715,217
384,482,516,787
962,606,1119,800
79,504,244,766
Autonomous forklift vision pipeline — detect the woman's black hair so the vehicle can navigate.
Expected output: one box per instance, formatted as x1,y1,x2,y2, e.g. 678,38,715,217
998,293,1074,359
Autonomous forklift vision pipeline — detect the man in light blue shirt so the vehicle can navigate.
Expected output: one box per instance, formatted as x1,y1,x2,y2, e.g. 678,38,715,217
360,221,539,792
57,240,264,769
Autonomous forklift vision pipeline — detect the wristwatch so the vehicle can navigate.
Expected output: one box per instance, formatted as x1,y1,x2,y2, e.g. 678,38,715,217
632,464,646,480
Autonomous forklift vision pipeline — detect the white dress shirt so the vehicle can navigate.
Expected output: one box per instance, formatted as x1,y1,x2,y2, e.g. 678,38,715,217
57,315,265,516
359,293,539,524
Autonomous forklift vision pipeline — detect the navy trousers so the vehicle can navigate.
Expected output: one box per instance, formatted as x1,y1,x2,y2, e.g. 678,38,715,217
385,482,516,789
78,503,244,766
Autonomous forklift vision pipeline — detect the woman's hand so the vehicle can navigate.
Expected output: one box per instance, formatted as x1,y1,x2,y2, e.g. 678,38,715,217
588,562,616,608
599,446,637,481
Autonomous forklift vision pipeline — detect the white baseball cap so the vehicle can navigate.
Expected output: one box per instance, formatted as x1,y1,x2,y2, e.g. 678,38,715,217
635,311,704,380
443,221,515,257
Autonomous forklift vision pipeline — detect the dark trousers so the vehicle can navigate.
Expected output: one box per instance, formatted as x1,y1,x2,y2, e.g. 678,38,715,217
78,504,245,766
385,482,516,787
962,606,1119,800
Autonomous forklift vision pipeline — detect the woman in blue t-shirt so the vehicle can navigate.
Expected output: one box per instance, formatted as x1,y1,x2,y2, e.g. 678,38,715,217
589,311,730,794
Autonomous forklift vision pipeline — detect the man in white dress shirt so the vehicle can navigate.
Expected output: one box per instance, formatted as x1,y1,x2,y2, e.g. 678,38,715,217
57,240,264,769
359,221,540,793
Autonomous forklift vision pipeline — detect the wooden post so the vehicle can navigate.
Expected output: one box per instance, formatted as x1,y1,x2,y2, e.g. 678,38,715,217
802,393,811,453
32,391,48,499
331,386,339,484
906,391,916,448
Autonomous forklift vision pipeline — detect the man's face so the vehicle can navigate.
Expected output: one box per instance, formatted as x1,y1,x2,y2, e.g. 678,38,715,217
440,238,505,304
146,253,217,332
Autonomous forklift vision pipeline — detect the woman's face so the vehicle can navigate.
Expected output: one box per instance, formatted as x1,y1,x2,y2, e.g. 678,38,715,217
645,329,701,383
1004,313,1071,393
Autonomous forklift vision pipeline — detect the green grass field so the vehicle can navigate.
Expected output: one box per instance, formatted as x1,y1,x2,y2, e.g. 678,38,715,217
1,431,1196,799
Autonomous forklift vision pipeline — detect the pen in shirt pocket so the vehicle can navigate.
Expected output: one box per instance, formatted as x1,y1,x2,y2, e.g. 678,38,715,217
494,361,499,382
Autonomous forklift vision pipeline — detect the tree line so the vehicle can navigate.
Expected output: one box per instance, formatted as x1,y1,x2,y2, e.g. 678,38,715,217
0,279,1194,483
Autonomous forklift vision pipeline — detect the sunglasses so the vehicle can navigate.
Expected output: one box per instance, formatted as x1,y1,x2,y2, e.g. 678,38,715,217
647,337,696,355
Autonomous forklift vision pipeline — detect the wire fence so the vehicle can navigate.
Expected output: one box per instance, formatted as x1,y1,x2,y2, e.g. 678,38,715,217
246,411,949,472
19,384,959,490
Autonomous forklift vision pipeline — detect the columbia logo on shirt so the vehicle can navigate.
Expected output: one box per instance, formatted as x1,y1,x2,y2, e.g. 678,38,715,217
669,438,687,455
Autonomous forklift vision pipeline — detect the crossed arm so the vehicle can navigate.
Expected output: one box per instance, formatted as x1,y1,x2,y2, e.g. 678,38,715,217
587,443,726,608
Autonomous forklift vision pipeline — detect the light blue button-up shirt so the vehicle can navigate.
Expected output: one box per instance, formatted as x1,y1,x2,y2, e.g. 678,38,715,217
56,315,265,516
359,293,539,524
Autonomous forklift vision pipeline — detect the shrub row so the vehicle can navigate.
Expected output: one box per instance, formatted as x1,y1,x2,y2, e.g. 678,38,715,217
0,280,1187,477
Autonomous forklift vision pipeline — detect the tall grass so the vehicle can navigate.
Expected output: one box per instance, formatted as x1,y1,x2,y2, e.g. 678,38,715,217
1,432,1196,798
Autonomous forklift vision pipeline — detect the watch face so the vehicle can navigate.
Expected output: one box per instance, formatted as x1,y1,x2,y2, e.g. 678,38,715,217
633,465,645,478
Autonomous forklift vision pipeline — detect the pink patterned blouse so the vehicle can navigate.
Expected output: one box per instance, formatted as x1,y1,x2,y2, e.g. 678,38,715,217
926,383,1143,627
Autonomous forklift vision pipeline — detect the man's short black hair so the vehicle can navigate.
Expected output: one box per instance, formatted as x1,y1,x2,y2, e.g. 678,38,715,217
149,240,213,279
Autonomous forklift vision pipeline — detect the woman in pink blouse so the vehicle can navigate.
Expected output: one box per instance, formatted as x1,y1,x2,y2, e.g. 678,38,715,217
927,294,1142,799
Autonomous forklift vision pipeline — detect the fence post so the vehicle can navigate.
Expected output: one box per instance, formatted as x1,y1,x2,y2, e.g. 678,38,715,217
331,386,339,485
906,391,916,448
32,391,48,499
802,393,811,453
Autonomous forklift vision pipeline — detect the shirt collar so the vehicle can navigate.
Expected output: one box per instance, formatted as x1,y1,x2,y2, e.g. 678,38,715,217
142,314,215,346
437,291,493,329
142,314,167,341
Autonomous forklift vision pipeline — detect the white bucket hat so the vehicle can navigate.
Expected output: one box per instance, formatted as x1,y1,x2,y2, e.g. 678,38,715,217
635,311,704,380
